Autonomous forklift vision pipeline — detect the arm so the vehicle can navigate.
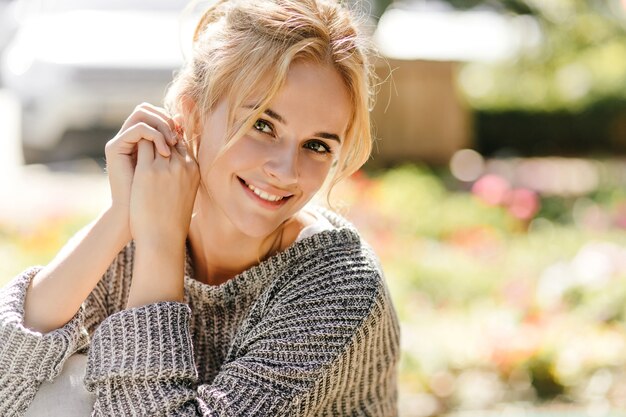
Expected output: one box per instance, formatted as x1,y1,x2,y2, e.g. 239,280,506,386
23,207,130,332
0,267,90,417
84,264,400,416
0,103,179,416
0,239,138,417
0,209,128,417
125,134,199,309
24,102,178,333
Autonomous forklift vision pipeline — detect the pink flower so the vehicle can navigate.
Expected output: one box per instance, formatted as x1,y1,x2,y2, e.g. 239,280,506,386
507,188,540,220
472,174,511,206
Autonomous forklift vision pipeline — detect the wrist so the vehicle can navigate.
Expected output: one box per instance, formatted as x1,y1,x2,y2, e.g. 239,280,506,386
102,206,132,248
127,239,186,308
131,224,189,249
133,234,187,253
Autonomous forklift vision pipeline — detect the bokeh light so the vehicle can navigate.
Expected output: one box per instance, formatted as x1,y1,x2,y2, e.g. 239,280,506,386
450,149,485,182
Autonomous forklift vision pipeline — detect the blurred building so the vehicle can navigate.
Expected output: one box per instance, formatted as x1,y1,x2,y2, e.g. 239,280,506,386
369,1,535,166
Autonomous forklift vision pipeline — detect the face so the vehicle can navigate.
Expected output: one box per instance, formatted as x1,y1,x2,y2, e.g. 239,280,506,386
194,60,352,238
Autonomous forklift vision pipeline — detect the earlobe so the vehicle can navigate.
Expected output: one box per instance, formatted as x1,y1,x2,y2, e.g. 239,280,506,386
181,94,196,116
180,95,200,131
176,95,203,158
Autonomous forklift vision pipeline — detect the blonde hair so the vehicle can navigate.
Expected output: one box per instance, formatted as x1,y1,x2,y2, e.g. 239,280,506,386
165,0,375,200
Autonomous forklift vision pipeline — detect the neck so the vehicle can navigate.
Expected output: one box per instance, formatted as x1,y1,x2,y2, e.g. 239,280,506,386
187,197,286,286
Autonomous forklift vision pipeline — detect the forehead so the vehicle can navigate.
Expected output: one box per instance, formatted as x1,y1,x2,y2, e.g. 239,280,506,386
247,61,353,138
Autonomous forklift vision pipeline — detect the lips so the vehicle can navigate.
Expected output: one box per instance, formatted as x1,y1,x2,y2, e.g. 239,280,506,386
238,177,293,209
247,183,287,201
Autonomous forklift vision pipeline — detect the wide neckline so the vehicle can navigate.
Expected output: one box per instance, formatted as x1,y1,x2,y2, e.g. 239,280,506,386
183,207,361,298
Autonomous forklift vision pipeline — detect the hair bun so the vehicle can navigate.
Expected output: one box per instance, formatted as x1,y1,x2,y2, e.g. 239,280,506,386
193,0,230,42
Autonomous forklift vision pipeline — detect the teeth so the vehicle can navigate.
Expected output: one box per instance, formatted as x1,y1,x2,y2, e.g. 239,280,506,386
246,183,285,202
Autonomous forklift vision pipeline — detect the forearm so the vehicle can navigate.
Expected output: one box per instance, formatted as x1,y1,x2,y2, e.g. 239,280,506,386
126,239,186,309
23,207,131,333
85,302,198,415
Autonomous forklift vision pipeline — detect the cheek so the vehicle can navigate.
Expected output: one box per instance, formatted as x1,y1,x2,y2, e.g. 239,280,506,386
232,135,272,159
298,156,334,193
201,135,268,178
224,136,273,171
196,125,224,166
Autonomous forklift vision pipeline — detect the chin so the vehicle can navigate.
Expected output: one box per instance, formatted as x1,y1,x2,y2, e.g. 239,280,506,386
230,210,290,239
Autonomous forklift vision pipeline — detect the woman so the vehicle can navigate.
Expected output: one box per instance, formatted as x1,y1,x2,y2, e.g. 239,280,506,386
0,0,400,415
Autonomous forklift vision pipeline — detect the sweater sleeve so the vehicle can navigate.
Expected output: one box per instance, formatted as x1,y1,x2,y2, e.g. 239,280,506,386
84,266,400,416
0,267,89,416
0,245,128,416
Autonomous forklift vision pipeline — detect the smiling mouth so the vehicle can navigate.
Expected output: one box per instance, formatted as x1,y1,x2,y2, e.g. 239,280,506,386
238,177,293,205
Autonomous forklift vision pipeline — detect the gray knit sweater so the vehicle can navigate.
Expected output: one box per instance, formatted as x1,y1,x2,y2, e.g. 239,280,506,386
0,209,400,416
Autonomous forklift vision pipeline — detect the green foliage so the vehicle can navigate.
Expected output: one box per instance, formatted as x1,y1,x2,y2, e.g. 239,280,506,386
527,355,566,400
455,0,626,112
0,216,89,287
348,163,626,414
369,164,519,238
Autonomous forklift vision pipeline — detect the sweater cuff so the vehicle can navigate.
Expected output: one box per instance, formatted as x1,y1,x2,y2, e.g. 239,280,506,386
85,302,197,387
0,267,88,381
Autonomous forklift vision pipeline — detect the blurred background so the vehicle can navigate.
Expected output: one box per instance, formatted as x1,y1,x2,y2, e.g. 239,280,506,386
3,0,626,416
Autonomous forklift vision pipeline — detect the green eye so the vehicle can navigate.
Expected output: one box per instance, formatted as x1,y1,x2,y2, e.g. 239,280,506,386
305,140,332,155
254,119,273,134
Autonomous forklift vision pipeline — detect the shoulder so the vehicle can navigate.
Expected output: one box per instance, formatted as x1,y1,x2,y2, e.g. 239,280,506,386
260,209,400,359
288,206,383,276
274,207,391,313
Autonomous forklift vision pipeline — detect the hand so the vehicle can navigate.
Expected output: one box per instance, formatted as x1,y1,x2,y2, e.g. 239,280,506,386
125,138,199,308
104,103,178,222
129,136,200,245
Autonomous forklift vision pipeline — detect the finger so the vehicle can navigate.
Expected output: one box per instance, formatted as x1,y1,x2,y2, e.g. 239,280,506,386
154,142,173,164
122,103,173,130
173,137,188,156
136,139,155,169
173,139,198,167
177,141,199,171
120,123,171,157
138,106,177,146
137,103,179,140
138,102,175,125
121,104,177,145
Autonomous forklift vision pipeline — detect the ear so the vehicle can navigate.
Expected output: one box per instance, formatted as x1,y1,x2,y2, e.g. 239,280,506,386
179,94,201,131
176,95,202,157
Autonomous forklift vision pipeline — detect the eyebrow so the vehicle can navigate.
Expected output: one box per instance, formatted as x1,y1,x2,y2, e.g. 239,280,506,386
243,105,343,144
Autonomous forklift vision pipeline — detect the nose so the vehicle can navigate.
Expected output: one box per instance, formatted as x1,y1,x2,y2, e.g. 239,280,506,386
263,142,298,185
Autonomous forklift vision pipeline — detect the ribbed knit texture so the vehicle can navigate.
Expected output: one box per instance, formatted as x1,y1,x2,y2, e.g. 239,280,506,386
0,208,400,416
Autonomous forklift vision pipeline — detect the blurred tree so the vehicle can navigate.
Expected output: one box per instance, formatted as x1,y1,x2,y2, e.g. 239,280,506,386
375,0,394,17
436,0,626,111
442,0,534,14
348,0,394,20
